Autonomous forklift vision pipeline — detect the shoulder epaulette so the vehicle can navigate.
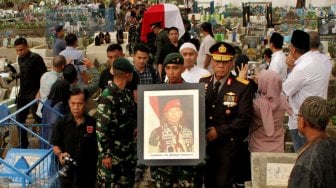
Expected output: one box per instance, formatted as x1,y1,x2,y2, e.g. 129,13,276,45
236,77,249,85
201,74,212,79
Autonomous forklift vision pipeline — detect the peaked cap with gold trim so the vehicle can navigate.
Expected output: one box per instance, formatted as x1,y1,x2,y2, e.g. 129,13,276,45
209,42,236,61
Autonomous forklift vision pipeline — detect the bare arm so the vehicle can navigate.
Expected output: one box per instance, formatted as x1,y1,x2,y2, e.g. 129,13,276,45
203,54,212,69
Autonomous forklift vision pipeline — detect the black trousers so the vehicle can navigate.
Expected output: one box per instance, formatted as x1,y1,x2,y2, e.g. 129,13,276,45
205,139,251,188
16,98,40,148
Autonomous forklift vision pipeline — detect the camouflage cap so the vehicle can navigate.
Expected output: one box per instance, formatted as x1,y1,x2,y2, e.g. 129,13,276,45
113,57,134,73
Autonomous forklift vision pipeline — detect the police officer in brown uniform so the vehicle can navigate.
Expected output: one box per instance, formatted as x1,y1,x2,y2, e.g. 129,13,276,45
200,42,253,188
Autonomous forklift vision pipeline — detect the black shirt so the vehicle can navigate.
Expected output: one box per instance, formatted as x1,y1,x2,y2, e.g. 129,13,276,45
51,113,97,187
158,42,180,81
98,67,140,93
158,42,180,65
18,51,47,99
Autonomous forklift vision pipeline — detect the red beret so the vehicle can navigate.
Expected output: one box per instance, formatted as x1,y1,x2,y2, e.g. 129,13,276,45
163,99,181,112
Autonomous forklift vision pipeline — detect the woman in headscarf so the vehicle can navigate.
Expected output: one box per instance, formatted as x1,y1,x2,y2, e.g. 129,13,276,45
248,70,292,152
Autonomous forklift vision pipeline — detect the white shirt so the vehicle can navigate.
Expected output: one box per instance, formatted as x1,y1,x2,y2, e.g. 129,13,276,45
197,35,216,73
269,50,287,82
59,47,86,88
283,51,332,130
182,65,211,83
36,70,63,117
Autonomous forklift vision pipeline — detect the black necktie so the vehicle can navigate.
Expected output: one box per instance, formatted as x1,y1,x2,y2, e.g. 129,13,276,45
213,81,221,98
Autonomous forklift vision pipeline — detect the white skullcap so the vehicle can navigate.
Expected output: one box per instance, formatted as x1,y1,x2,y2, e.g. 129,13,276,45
179,42,197,53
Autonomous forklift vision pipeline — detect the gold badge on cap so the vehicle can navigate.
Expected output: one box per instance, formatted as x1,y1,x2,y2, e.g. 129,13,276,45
219,44,227,53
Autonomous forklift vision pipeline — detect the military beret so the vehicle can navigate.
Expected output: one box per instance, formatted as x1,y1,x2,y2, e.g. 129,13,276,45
113,57,134,73
164,99,181,112
163,53,184,67
209,42,236,62
55,25,63,33
291,30,310,51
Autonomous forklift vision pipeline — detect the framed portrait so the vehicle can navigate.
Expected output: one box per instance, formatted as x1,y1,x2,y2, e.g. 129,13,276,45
137,83,205,166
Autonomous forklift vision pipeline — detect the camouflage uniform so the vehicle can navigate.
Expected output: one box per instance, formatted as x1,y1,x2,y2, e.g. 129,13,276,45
149,123,193,153
128,23,139,55
96,82,137,188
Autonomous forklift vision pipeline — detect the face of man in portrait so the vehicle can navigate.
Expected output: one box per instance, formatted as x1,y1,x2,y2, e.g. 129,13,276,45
165,64,184,83
15,44,29,57
180,48,197,70
212,59,233,80
69,93,86,119
164,106,183,125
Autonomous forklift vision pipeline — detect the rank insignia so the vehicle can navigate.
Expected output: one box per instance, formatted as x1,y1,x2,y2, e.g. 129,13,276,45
87,125,93,134
223,92,238,107
226,78,232,86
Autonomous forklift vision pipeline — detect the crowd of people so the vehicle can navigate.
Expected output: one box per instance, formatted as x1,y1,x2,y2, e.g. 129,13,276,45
11,1,336,187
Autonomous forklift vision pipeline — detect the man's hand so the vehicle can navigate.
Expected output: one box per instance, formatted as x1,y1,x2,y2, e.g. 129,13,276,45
102,157,113,169
58,152,70,165
237,63,248,80
206,127,218,142
82,58,94,69
286,54,295,71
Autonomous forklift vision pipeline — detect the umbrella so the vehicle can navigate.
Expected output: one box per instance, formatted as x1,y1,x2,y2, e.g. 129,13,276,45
140,3,185,42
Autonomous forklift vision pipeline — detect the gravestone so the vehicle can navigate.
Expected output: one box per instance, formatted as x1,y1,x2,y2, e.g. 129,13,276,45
250,152,297,188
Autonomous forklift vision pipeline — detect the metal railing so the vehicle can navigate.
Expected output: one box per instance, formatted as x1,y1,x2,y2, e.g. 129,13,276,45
0,99,63,187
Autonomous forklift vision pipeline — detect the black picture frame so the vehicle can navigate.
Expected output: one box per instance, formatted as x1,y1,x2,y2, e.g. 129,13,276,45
137,83,205,166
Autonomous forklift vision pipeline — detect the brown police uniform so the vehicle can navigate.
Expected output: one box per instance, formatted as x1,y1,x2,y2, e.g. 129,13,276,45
200,42,253,188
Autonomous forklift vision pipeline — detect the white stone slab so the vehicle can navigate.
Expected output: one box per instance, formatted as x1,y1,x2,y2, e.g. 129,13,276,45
251,152,297,188
266,163,294,186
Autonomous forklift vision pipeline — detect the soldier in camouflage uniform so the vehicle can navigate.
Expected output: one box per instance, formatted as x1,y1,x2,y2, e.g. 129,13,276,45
96,57,137,188
128,11,139,56
150,53,196,188
149,99,193,153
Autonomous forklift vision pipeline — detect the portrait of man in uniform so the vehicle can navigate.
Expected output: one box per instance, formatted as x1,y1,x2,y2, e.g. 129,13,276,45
138,83,205,165
148,98,194,153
